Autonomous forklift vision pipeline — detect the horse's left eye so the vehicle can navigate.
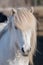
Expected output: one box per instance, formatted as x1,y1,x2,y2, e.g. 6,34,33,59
15,26,18,30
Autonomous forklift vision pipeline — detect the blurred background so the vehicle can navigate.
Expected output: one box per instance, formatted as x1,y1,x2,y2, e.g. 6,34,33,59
0,0,43,7
0,0,43,65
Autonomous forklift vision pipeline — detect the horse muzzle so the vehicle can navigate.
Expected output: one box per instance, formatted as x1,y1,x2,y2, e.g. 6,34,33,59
21,47,31,56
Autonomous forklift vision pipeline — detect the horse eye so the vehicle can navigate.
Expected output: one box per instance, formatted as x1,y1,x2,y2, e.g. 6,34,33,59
15,26,18,30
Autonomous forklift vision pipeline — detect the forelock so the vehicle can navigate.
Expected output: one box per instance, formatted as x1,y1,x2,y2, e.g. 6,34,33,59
14,8,36,31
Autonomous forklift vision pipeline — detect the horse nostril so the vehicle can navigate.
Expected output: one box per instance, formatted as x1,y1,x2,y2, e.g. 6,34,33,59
21,48,25,53
30,48,31,51
27,48,31,52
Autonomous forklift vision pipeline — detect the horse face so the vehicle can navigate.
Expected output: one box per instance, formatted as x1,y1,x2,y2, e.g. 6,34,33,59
15,26,31,56
11,9,32,56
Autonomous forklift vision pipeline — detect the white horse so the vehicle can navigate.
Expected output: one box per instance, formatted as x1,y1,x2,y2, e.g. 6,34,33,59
0,8,37,65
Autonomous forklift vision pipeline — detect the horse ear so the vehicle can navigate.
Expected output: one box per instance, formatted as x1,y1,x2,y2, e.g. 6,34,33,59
11,9,17,16
30,7,34,13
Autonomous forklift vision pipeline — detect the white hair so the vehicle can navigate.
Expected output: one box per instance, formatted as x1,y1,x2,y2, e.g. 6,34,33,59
14,8,37,65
